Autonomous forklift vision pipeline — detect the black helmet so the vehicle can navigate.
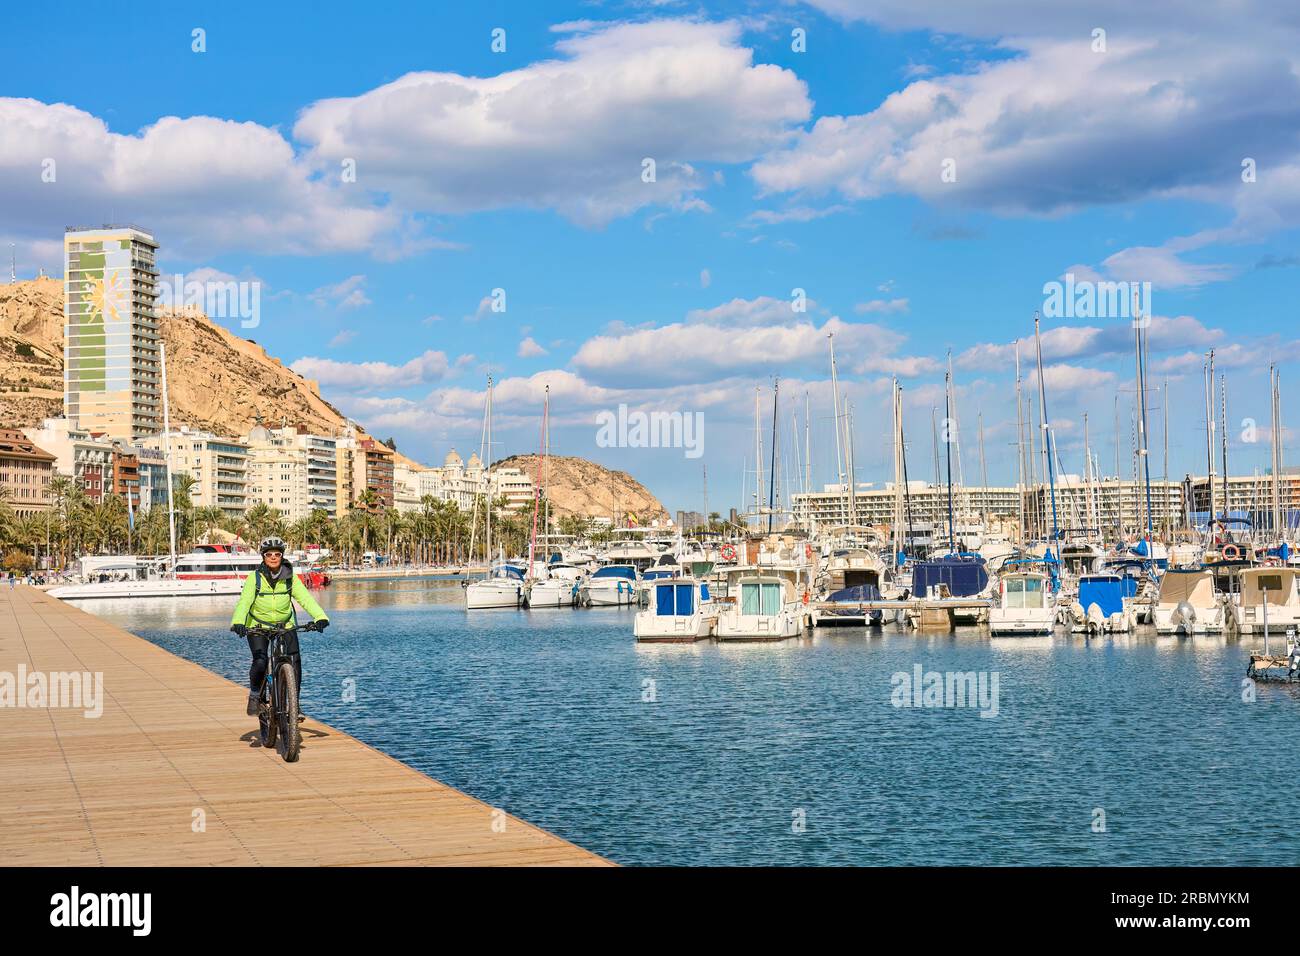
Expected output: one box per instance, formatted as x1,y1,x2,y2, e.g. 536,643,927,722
259,536,287,555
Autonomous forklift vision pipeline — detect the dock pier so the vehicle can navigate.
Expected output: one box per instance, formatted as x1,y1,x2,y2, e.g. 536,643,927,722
0,586,609,866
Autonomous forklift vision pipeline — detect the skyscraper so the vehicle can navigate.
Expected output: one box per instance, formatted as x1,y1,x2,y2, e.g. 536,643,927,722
64,225,162,442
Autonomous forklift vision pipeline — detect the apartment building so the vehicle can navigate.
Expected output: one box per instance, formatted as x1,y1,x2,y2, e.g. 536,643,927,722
0,429,55,516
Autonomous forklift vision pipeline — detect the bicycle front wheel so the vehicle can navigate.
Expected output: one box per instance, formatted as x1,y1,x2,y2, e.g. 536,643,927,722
277,663,301,763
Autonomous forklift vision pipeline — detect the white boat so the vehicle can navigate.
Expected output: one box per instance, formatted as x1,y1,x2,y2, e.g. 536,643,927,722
634,578,718,642
49,575,246,600
464,564,525,609
525,564,585,608
49,546,262,600
988,568,1058,635
581,565,639,606
715,572,807,641
1226,566,1300,636
1153,568,1226,634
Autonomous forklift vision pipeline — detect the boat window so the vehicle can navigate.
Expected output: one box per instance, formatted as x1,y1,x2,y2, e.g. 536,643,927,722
656,584,676,616
699,583,710,602
742,582,784,615
675,584,694,616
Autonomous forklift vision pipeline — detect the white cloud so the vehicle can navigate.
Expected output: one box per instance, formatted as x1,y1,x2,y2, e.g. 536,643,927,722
328,329,356,348
293,19,811,227
753,7,1300,228
0,99,399,258
310,275,371,309
290,349,451,390
700,268,712,288
518,336,548,358
572,314,902,386
854,297,910,314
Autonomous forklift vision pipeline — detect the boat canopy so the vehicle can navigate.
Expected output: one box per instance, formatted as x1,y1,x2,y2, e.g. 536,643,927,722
592,565,637,580
493,565,525,580
1078,575,1125,617
911,561,989,598
642,569,677,581
654,581,705,616
1002,573,1048,609
1238,567,1299,606
1157,569,1215,607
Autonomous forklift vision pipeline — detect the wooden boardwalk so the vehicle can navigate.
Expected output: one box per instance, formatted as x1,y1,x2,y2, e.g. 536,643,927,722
0,586,609,866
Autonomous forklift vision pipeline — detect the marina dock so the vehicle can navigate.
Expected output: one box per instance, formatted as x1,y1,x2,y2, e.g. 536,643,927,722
0,586,609,867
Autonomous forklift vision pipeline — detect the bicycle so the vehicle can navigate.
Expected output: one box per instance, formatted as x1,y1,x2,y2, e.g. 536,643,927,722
248,620,324,763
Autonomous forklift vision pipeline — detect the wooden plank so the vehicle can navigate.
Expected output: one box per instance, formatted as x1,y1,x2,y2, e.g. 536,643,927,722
0,585,610,867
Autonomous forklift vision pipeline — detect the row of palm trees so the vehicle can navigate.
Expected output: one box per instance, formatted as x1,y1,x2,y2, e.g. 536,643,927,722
0,476,616,569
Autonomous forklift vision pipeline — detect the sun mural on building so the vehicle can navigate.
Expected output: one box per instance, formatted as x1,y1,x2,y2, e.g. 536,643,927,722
84,268,128,323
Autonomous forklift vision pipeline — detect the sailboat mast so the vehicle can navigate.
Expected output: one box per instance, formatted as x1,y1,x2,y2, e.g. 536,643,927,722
828,333,846,525
526,385,548,578
978,411,988,528
486,376,493,564
768,378,779,534
159,341,178,575
1134,292,1154,541
945,370,956,553
1219,373,1229,524
1033,312,1059,547
1015,341,1026,547
1204,350,1217,529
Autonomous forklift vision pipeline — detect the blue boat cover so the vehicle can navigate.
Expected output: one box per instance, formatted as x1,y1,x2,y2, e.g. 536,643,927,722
911,561,989,597
1078,575,1125,616
592,565,636,579
827,584,882,602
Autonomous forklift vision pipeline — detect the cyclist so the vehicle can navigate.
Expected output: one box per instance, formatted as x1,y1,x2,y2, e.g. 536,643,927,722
230,537,330,718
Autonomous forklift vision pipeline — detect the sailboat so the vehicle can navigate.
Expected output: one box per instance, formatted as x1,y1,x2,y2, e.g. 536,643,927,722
526,387,586,608
465,377,524,609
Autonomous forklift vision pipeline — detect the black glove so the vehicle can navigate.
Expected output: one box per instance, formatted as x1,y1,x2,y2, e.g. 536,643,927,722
314,619,330,632
231,624,247,637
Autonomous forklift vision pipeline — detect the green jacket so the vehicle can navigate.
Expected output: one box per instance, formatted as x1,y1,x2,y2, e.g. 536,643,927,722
231,564,329,628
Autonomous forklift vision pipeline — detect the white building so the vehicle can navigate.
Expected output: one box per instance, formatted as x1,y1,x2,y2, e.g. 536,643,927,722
142,427,249,520
244,423,338,520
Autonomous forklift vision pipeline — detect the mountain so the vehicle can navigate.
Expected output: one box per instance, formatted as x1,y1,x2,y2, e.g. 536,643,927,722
1,280,669,516
0,277,442,472
497,454,669,522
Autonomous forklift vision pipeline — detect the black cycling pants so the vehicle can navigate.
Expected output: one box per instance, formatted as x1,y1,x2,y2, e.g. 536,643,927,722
247,631,302,694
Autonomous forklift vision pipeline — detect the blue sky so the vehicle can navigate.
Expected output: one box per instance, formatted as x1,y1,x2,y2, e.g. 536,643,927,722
4,0,1300,515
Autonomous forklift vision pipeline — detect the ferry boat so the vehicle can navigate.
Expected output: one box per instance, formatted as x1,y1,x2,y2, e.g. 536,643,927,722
581,565,639,606
464,564,525,609
49,545,263,600
633,578,718,642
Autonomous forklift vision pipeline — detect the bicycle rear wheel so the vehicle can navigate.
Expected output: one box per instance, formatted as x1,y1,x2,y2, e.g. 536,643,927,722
277,662,301,762
258,686,277,749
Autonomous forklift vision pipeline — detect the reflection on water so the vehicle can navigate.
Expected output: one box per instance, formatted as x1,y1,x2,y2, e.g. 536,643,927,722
84,578,1300,866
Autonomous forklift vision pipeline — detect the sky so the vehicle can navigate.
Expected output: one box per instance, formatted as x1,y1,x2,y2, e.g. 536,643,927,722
4,0,1300,516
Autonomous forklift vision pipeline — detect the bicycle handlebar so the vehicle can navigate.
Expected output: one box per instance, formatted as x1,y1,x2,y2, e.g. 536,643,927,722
245,620,325,636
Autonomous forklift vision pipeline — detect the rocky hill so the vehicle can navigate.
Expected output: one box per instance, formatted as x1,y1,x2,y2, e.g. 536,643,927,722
0,277,435,468
497,454,668,523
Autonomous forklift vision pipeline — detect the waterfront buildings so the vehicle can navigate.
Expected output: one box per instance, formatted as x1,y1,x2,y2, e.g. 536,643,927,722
0,429,55,516
63,225,161,443
244,423,338,520
142,427,250,520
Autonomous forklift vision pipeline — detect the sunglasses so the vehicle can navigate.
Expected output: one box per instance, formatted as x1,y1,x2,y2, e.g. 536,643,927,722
264,551,284,558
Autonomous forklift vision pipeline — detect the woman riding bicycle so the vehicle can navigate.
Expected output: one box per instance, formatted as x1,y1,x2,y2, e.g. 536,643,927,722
230,537,330,717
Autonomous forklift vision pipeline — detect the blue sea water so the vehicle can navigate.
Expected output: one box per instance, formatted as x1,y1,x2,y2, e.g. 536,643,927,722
79,578,1300,866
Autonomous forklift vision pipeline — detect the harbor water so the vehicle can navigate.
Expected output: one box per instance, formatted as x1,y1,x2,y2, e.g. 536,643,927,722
80,578,1300,866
